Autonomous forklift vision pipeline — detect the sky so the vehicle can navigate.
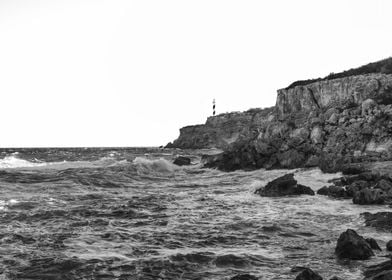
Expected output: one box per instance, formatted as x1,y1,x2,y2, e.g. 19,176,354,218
0,0,391,147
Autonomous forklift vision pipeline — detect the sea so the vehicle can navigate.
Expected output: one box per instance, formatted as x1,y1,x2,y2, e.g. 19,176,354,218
0,147,389,280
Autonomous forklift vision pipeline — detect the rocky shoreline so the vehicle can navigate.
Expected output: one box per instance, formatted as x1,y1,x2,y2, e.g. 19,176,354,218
168,58,392,279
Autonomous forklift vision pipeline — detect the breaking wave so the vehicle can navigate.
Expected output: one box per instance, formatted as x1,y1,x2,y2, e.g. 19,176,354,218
132,157,178,173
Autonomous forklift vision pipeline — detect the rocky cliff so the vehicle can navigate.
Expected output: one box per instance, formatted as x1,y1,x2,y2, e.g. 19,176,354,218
166,107,275,150
169,58,392,172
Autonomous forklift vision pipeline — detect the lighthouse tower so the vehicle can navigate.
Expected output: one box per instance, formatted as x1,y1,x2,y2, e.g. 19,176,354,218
213,99,216,116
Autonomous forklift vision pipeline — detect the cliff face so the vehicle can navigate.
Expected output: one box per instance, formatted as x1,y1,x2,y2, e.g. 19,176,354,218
167,108,275,150
168,61,392,172
204,73,392,171
276,74,392,117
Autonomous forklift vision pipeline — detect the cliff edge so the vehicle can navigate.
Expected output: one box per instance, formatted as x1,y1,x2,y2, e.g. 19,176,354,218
168,58,392,172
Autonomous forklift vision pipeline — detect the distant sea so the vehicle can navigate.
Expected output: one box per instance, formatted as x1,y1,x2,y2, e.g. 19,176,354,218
0,148,387,279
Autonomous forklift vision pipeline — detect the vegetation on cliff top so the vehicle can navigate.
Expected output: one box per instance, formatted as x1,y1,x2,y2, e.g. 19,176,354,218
286,57,392,89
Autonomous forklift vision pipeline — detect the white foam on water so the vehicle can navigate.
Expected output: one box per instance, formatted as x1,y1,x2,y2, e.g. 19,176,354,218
0,155,127,170
133,157,178,173
0,156,48,169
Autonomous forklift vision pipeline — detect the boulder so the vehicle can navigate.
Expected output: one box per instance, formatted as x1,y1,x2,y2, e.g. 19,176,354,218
335,229,374,260
317,186,329,196
295,268,323,280
255,174,315,197
353,188,385,205
316,186,348,198
173,156,191,166
366,238,382,251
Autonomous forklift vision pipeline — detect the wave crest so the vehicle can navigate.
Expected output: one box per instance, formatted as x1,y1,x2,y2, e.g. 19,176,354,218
133,157,178,173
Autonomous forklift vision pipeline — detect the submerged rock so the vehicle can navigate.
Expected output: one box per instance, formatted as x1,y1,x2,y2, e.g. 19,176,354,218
173,156,191,166
230,274,258,280
335,229,374,260
362,212,392,232
295,268,323,280
255,174,314,197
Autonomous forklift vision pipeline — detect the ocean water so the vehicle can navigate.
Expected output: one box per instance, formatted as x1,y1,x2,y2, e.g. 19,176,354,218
0,148,390,280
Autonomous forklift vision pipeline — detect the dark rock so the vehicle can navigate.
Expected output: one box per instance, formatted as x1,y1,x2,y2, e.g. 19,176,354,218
317,186,329,196
230,274,258,280
353,188,385,205
375,179,392,192
364,260,392,279
255,174,314,197
387,241,392,251
342,165,367,175
362,212,392,232
316,185,349,198
329,277,343,280
371,270,392,280
214,254,248,267
335,229,374,260
173,156,191,166
295,268,323,280
366,238,382,251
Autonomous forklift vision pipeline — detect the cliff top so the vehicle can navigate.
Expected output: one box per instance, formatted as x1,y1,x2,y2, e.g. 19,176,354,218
286,57,392,90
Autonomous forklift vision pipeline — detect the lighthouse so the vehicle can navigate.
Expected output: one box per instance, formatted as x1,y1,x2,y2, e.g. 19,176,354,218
213,99,216,116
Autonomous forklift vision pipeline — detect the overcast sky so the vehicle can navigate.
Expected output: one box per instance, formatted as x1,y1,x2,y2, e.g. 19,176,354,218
0,0,391,147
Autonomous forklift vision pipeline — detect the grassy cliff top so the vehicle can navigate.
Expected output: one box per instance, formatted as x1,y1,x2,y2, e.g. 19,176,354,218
286,57,392,90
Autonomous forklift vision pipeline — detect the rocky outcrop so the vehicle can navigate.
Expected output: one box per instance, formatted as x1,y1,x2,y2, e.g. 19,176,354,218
255,174,314,197
168,58,392,173
166,108,274,150
335,229,374,260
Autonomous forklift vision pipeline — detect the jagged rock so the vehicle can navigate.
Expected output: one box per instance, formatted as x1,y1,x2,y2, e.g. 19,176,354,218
230,274,258,280
173,156,191,166
366,238,382,251
353,188,385,205
387,241,392,251
335,229,374,260
329,277,343,280
255,174,314,197
295,268,323,280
